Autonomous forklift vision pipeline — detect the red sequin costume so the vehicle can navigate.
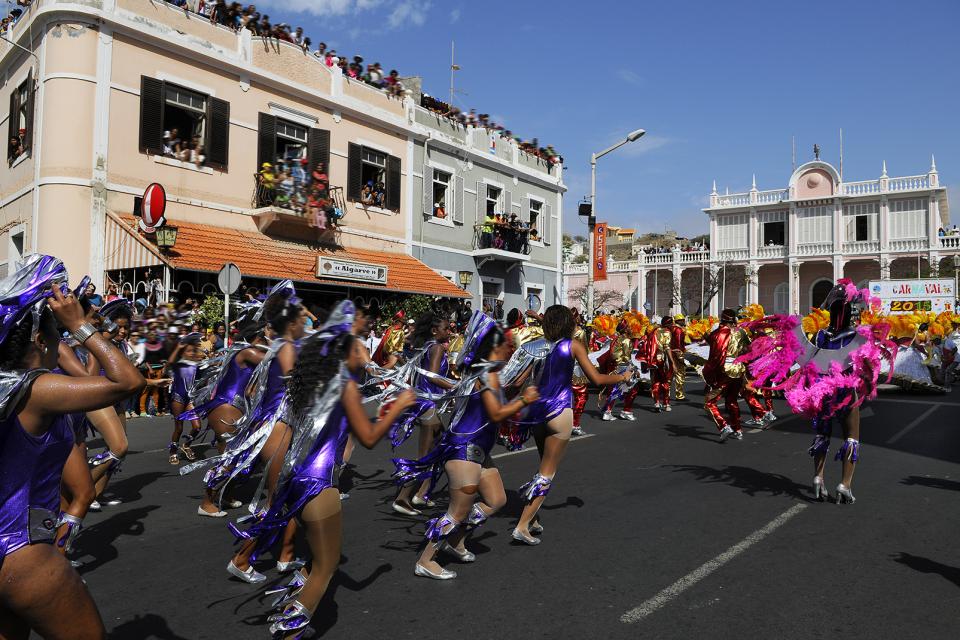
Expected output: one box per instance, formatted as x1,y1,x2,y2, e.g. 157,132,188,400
641,324,673,407
571,326,589,427
702,322,751,432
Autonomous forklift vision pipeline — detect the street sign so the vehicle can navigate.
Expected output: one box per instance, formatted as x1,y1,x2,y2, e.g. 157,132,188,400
139,183,167,233
218,262,242,295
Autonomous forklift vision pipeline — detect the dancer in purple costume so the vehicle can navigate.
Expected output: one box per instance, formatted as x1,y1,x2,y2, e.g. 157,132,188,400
510,305,632,544
235,301,415,638
165,332,203,464
392,312,454,516
392,311,540,580
0,255,145,638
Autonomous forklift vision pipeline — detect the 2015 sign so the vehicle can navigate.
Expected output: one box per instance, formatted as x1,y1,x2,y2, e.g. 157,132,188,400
889,300,932,313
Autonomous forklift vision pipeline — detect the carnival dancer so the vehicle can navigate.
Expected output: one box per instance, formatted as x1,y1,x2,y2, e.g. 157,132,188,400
392,312,454,516
84,298,136,509
702,309,750,441
570,310,589,437
503,305,632,545
642,316,675,412
165,332,204,464
182,306,269,516
392,312,540,579
0,255,145,638
370,310,406,368
670,315,688,401
600,312,645,421
738,280,895,503
232,301,416,638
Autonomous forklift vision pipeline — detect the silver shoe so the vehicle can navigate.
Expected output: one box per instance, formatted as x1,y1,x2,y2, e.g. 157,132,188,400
835,483,856,504
617,411,636,421
268,599,311,634
391,501,422,517
571,426,585,437
226,560,266,584
601,411,616,421
653,403,662,413
88,500,102,512
438,540,476,563
414,563,457,580
719,425,734,441
529,521,544,534
197,505,227,518
812,476,828,502
412,495,436,508
276,558,307,573
511,528,541,546
730,429,743,441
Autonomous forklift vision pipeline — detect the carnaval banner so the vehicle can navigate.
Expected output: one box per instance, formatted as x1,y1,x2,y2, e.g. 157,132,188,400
594,222,608,282
869,278,955,314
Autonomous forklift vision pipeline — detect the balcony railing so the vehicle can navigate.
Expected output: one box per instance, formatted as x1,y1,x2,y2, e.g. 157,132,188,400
940,235,960,250
842,240,880,254
756,245,787,259
796,242,833,256
677,250,710,263
251,174,346,241
841,180,881,196
717,248,750,260
756,189,790,204
889,238,929,252
888,175,930,192
473,223,533,256
713,173,938,208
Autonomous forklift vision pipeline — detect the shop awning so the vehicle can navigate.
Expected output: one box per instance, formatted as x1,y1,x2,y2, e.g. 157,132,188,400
105,212,168,270
112,215,468,298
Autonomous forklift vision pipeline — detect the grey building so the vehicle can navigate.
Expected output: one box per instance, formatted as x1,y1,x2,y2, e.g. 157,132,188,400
409,106,565,317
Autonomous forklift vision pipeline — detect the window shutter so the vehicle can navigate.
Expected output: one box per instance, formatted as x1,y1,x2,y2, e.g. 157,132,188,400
257,112,276,170
22,70,34,155
503,189,511,215
844,215,855,242
475,181,483,223
452,175,464,224
386,154,402,212
422,165,433,216
307,128,330,175
206,97,230,170
139,76,165,155
544,203,553,245
347,143,363,201
8,88,17,161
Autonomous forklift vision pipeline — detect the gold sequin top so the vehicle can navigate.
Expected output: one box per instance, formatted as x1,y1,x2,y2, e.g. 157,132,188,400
723,327,750,378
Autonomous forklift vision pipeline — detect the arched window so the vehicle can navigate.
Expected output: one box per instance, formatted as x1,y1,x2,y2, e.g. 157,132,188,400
773,282,789,315
810,279,833,310
201,283,217,296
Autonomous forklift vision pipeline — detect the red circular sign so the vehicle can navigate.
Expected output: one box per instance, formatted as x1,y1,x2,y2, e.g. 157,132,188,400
140,183,167,231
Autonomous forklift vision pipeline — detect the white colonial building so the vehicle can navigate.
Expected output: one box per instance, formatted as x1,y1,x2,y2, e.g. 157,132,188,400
564,157,959,316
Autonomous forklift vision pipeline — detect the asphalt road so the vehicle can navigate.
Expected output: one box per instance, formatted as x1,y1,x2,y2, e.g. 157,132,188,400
67,382,960,640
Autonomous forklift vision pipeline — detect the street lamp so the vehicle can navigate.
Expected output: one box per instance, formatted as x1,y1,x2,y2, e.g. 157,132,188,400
155,225,179,253
458,270,473,289
588,128,645,317
953,254,959,310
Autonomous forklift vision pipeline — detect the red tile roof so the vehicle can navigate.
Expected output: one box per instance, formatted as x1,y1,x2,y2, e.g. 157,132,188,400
118,216,468,298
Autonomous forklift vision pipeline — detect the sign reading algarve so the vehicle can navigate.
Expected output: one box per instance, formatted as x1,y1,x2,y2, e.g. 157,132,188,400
317,257,388,285
869,278,955,314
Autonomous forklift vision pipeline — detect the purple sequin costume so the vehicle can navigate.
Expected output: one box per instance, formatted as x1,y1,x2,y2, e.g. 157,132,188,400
392,378,498,494
169,361,198,406
0,377,74,571
389,341,450,447
809,329,860,461
179,350,253,422
523,338,574,425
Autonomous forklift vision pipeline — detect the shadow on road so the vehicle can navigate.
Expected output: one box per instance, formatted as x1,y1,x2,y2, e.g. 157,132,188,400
663,423,720,443
892,552,960,589
102,471,167,503
668,464,815,500
900,475,960,492
108,613,190,639
77,505,161,575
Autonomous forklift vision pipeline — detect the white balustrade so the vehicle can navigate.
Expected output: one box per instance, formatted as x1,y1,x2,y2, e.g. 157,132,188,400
887,175,929,192
716,193,751,207
796,242,833,256
842,180,881,196
564,263,588,274
940,235,960,250
841,241,880,254
756,189,789,204
756,245,787,259
642,253,674,265
678,250,711,263
717,248,750,260
609,260,639,272
889,238,929,252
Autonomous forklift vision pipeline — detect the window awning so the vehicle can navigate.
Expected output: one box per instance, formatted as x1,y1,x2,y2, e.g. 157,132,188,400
111,215,469,298
105,211,168,270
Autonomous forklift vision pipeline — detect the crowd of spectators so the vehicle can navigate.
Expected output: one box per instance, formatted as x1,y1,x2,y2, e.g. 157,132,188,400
255,159,344,229
7,128,27,164
478,212,536,253
162,128,206,166
421,94,562,169
640,241,709,255
1,1,32,32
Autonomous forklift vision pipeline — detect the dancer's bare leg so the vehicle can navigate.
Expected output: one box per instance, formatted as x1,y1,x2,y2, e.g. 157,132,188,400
516,409,573,535
396,416,442,506
200,405,242,514
87,408,127,498
417,460,479,573
446,465,506,553
840,407,860,488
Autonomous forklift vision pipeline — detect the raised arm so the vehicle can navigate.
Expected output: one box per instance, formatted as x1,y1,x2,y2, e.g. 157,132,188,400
428,343,455,390
22,288,146,427
480,372,539,422
571,339,632,387
57,342,88,378
236,345,267,368
343,382,416,449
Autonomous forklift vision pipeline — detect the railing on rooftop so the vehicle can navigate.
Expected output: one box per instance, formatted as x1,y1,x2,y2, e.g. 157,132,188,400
940,235,960,250
713,173,938,208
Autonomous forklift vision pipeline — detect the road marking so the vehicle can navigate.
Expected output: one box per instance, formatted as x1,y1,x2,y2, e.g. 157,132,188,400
871,398,960,407
886,405,939,444
492,433,596,458
620,503,808,624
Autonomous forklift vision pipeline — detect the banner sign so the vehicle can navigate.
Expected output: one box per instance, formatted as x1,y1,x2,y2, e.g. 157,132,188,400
594,222,608,282
317,257,388,285
869,278,955,314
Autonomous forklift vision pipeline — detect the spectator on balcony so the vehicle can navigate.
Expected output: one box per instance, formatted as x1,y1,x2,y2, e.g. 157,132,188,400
258,14,270,37
938,227,946,238
374,181,385,208
8,136,23,162
257,162,275,207
293,26,304,44
434,202,446,219
481,212,495,248
314,41,326,58
276,168,294,209
188,138,206,166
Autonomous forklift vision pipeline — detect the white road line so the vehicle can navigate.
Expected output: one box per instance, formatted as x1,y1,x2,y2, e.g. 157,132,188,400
886,405,939,444
620,503,808,624
492,433,595,458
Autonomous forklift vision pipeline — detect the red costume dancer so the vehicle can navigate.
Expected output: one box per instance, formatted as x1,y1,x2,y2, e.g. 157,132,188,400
571,323,589,436
670,315,688,401
702,309,750,440
372,311,405,367
642,317,675,412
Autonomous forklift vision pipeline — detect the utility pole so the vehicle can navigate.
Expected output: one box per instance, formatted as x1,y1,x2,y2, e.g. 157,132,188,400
449,41,460,105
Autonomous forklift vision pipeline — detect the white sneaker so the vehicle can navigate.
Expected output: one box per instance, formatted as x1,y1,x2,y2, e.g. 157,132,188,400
664,404,672,412
765,412,778,422
571,426,585,437
719,426,734,441
730,429,744,440
617,411,635,421
601,411,616,421
88,500,102,512
653,403,662,413
197,505,227,518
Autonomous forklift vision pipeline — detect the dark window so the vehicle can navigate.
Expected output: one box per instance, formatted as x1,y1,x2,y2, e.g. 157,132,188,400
763,221,785,246
486,185,501,216
432,169,451,218
347,144,400,212
138,76,230,170
7,71,34,165
528,199,542,236
855,215,869,241
255,113,330,210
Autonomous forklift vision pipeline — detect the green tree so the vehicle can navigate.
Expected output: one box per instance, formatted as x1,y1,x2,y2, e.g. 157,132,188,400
379,295,434,322
195,295,225,329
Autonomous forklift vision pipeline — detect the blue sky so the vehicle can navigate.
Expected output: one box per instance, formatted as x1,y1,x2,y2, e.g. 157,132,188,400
257,0,960,239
